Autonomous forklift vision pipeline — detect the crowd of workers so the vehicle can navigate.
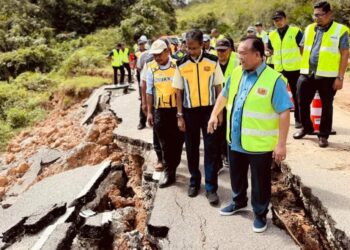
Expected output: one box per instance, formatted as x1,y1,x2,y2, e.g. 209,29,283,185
109,1,349,233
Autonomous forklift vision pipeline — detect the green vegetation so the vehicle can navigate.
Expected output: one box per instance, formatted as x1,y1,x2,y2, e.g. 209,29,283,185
0,0,176,151
176,0,350,41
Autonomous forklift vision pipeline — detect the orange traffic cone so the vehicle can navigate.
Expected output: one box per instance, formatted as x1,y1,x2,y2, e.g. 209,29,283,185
287,84,294,111
311,91,322,133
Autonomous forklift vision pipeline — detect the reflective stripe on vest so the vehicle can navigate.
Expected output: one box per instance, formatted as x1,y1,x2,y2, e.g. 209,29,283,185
122,48,129,63
269,26,301,72
178,56,218,108
112,49,123,67
224,52,240,84
300,22,348,77
150,60,177,109
226,66,281,152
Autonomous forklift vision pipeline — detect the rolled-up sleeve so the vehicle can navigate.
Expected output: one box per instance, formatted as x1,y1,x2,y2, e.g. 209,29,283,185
221,76,231,98
272,77,294,113
214,63,224,86
172,67,184,89
141,63,148,81
146,68,154,95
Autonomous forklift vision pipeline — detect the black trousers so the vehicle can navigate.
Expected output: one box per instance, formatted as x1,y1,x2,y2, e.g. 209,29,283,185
183,106,219,192
112,66,124,84
281,70,300,123
123,63,132,83
297,74,336,138
228,150,272,217
154,108,184,173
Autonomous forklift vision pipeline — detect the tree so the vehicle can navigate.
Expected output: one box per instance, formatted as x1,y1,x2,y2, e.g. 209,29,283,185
120,0,177,45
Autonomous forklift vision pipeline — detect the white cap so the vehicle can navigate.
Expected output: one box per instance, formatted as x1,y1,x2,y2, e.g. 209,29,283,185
247,26,256,33
140,35,148,41
138,35,148,44
149,40,167,54
203,34,210,42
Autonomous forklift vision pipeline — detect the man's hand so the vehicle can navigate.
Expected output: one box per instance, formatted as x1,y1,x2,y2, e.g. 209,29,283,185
178,117,186,132
147,112,153,127
218,112,223,127
333,78,343,91
273,143,287,164
207,115,218,134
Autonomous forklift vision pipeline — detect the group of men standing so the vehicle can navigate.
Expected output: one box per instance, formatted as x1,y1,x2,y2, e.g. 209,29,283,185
112,0,349,233
107,43,133,85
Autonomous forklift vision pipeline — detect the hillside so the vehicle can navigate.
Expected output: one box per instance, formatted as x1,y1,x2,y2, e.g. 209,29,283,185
176,0,350,40
0,0,176,151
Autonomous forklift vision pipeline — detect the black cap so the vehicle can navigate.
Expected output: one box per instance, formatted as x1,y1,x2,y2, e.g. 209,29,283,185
272,10,286,20
215,39,231,50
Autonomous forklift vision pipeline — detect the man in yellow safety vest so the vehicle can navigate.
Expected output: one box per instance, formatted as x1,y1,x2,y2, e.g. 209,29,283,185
173,29,224,205
293,1,349,148
215,38,239,170
210,28,224,48
121,43,132,83
208,36,292,233
268,10,303,128
146,40,184,188
107,43,125,85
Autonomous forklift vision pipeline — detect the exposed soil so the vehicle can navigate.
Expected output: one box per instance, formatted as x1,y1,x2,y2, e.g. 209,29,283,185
271,163,332,250
0,88,158,249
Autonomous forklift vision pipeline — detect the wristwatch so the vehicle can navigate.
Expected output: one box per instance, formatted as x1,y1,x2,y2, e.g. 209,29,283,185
337,76,344,81
176,112,184,118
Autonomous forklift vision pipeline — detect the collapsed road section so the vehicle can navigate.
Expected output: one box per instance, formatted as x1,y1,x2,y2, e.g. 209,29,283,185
0,85,159,249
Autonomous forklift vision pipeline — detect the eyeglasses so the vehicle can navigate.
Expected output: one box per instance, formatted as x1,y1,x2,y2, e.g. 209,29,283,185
313,12,327,18
217,49,228,53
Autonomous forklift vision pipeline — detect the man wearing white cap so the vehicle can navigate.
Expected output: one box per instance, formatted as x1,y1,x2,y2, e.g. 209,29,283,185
146,40,184,188
203,34,216,55
247,26,257,36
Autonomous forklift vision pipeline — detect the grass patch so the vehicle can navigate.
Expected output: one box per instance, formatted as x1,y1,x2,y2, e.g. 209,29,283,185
58,75,108,93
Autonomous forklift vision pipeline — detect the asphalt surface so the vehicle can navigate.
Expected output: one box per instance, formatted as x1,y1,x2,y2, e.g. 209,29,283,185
112,89,298,249
287,104,350,239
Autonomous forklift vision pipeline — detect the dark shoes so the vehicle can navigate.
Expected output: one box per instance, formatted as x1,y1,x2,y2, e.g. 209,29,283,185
253,215,267,233
295,121,302,129
159,171,176,188
293,129,313,139
318,137,329,148
137,123,146,130
188,186,200,197
219,203,247,216
206,191,219,206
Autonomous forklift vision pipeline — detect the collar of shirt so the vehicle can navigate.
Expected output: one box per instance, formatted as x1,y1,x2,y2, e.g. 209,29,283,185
190,49,203,63
158,56,173,70
277,25,289,36
316,20,333,32
243,62,266,77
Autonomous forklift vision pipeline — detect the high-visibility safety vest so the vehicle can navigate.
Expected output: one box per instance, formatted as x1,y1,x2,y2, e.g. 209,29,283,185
224,52,240,83
210,34,225,48
112,49,123,67
256,30,268,39
269,26,302,72
149,59,177,109
300,21,348,77
177,53,218,108
226,65,282,152
122,48,129,63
